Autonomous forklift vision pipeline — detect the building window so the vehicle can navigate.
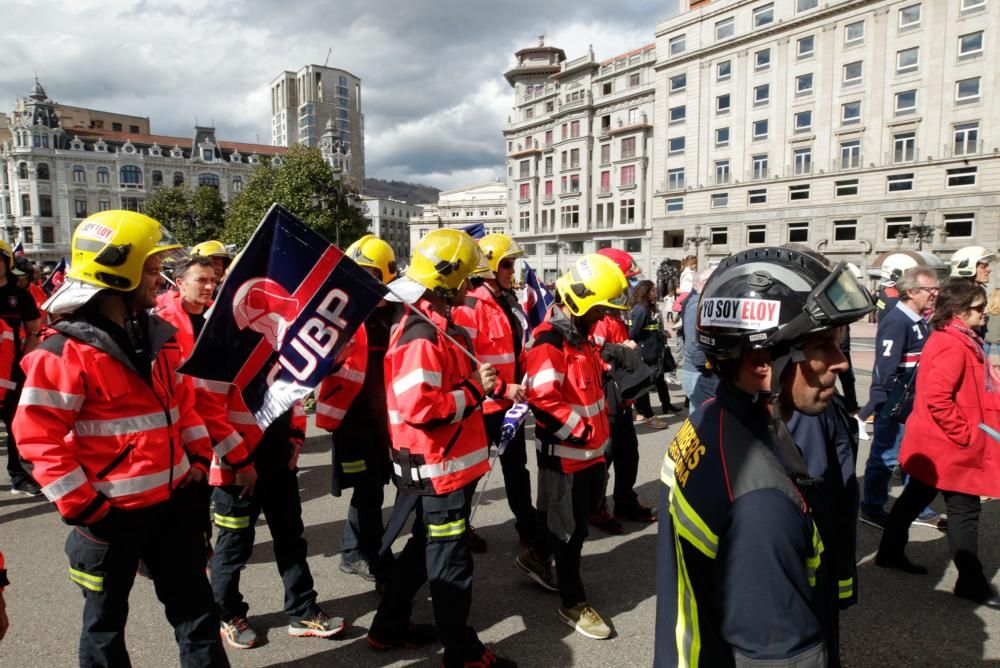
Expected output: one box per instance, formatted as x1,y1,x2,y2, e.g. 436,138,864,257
845,20,865,45
151,171,163,187
560,205,580,227
668,168,685,190
796,73,814,96
748,189,767,205
754,4,774,27
621,199,636,225
717,60,732,81
885,216,912,240
797,35,815,59
519,160,530,178
519,211,530,232
716,17,735,41
17,163,28,180
794,110,812,133
669,34,686,56
833,219,858,241
120,165,143,185
198,173,220,189
755,48,771,71
72,165,86,184
36,163,49,180
789,184,810,201
545,179,554,198
956,77,981,104
896,47,919,74
523,243,536,255
670,73,687,93
895,90,917,115
625,238,642,253
621,165,636,187
711,227,729,245
793,148,812,175
232,176,243,192
788,222,809,243
202,149,214,162
754,84,770,106
120,196,143,213
22,227,33,244
959,31,984,59
711,193,729,208
893,132,916,163
669,106,686,124
98,198,111,212
715,127,730,147
569,174,580,193
570,148,580,168
715,160,731,185
954,122,979,156
519,183,531,201
943,213,974,238
753,119,769,140
962,0,986,11
899,3,921,30
74,197,87,218
173,172,184,187
19,194,29,216
41,227,54,244
752,154,769,180
797,0,818,11
843,61,863,86
568,241,584,254
747,224,767,244
668,136,685,154
717,94,731,114
666,197,684,213
947,166,978,187
599,171,610,194
842,101,861,125
835,179,859,197
570,120,581,138
887,173,914,192
840,140,861,169
621,137,636,159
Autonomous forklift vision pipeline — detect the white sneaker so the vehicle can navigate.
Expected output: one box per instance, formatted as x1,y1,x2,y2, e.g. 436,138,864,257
856,416,870,441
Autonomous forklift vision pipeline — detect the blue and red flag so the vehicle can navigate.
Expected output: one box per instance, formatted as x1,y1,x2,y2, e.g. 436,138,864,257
521,261,553,332
461,222,486,239
179,204,387,429
12,241,23,257
42,257,67,295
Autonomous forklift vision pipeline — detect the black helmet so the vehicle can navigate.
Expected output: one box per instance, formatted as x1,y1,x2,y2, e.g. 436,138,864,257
696,246,874,361
10,256,33,278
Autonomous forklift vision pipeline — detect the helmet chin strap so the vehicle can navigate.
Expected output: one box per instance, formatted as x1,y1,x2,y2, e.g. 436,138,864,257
121,292,149,360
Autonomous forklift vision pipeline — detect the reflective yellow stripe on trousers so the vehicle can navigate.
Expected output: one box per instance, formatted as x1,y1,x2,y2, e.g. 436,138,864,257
69,567,104,592
427,518,466,539
838,577,854,600
806,522,825,587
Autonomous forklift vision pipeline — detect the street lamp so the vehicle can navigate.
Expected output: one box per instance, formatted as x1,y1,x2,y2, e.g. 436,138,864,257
685,224,711,263
906,210,938,251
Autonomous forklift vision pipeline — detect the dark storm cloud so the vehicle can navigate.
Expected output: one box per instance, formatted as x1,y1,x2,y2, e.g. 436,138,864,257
1,0,678,188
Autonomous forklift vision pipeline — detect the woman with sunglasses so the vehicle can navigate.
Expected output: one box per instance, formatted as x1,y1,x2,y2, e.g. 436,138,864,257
876,278,1000,607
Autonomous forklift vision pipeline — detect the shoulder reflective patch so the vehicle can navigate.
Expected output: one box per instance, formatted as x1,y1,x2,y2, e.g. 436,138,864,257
700,298,781,330
667,420,707,488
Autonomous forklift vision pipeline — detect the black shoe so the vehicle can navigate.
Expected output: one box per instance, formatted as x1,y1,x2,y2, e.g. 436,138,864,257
367,622,437,650
613,504,657,523
955,583,1000,608
874,550,928,575
339,558,376,582
459,646,517,667
859,509,889,530
467,527,488,554
10,479,42,497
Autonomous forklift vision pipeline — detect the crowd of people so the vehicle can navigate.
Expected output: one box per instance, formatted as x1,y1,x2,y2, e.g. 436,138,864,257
1,206,998,667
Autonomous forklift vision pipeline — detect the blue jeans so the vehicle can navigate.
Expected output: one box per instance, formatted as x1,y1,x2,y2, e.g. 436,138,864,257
861,410,905,515
681,368,720,417
679,368,700,402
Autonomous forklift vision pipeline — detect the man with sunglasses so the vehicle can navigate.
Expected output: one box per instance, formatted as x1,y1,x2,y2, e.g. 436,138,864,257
860,267,941,530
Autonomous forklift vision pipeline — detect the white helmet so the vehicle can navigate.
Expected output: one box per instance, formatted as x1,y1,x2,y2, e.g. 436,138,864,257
950,246,997,278
879,253,919,287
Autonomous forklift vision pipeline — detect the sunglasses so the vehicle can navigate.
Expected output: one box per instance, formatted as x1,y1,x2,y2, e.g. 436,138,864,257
498,260,515,270
970,302,987,313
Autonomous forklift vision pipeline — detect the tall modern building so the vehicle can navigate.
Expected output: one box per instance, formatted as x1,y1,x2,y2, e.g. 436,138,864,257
652,0,998,282
270,65,365,188
503,38,659,283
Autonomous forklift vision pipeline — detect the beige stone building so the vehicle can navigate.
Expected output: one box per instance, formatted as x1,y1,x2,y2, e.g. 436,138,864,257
408,181,508,260
359,195,422,260
653,0,999,285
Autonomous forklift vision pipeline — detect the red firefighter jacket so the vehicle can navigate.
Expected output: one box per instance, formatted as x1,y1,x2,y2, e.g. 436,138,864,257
590,313,629,350
155,290,253,481
452,284,527,416
385,298,489,495
526,305,609,474
14,316,213,524
315,324,367,432
0,321,16,403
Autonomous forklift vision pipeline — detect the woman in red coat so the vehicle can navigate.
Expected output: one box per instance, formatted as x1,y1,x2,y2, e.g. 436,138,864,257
876,278,1000,607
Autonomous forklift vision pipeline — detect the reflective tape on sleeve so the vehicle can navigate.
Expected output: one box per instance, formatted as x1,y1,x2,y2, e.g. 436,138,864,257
480,353,515,365
75,407,180,437
213,432,243,459
41,466,88,502
20,387,85,412
554,409,581,440
392,368,443,395
529,367,564,389
334,367,365,383
181,425,209,445
316,404,347,420
92,456,190,498
449,390,467,424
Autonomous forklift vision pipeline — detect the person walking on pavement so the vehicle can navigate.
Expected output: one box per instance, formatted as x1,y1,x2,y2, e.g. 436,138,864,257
876,279,1000,607
453,233,545,558
13,210,229,667
368,229,515,667
317,234,399,585
655,246,874,667
524,253,630,640
630,280,681,427
678,268,718,416
860,267,944,530
0,240,43,497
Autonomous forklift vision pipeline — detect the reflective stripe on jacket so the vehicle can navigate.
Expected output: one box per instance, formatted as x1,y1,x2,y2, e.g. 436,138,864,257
385,298,489,495
14,316,212,524
315,324,367,431
525,305,609,474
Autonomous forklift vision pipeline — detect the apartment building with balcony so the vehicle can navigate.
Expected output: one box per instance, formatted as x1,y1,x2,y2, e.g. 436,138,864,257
653,0,999,282
503,39,658,283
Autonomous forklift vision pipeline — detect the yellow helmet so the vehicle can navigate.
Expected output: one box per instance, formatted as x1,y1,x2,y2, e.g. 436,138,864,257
68,210,182,291
0,240,12,269
555,254,629,317
345,234,397,284
478,234,525,273
406,229,482,299
191,240,231,259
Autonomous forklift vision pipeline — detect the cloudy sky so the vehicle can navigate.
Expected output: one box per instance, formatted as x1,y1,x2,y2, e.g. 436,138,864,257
0,0,679,190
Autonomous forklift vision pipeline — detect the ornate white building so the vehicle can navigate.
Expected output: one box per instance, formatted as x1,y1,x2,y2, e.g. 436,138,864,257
409,181,509,260
653,0,999,283
502,39,659,283
0,80,286,261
